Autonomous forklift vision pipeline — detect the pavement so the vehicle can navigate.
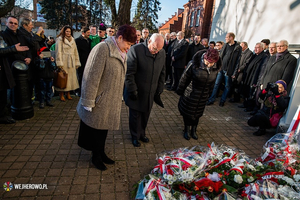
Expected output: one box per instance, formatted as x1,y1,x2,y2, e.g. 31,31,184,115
0,88,274,199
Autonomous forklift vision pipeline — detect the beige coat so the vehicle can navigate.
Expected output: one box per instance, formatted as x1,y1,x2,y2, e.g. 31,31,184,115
76,37,127,130
55,36,81,91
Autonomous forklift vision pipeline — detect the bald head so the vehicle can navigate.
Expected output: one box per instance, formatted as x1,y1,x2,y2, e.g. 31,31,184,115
148,33,164,54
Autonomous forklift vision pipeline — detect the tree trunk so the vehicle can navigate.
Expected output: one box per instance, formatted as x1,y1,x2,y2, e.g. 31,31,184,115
118,0,132,26
0,0,15,18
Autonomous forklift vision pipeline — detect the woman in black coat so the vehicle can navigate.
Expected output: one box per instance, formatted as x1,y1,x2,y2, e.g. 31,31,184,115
248,80,289,136
176,48,221,140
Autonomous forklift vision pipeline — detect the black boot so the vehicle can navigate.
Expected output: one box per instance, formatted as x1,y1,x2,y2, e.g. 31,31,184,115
183,125,190,140
190,126,198,140
101,152,115,165
92,151,107,171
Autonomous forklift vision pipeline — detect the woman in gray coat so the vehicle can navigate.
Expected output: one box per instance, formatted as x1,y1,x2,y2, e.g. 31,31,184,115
76,25,137,171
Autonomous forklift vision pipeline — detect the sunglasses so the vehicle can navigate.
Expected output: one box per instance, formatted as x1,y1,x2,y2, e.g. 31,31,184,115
9,21,18,25
109,31,114,33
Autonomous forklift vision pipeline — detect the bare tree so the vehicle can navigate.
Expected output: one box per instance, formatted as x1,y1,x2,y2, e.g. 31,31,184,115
0,0,15,17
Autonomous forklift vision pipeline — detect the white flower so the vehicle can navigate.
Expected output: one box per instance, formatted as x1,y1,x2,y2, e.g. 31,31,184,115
247,164,256,171
256,161,263,166
163,174,167,179
293,174,300,182
167,175,173,181
207,172,221,182
234,174,243,184
282,176,295,185
247,176,254,183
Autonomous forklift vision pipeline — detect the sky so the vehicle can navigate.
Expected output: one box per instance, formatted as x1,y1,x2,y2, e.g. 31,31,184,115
157,0,188,25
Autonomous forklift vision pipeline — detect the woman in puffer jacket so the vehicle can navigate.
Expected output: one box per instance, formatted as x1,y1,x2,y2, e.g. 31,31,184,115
176,48,221,140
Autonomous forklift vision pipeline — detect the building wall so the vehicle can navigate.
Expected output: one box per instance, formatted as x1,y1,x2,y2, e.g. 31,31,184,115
210,0,300,49
158,9,184,35
182,0,214,39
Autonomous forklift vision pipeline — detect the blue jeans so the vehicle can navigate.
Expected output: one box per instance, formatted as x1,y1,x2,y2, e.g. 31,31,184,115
208,70,232,103
39,79,53,103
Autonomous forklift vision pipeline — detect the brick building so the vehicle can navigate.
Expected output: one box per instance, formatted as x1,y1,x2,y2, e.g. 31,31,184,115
158,8,184,35
159,0,215,39
182,0,215,39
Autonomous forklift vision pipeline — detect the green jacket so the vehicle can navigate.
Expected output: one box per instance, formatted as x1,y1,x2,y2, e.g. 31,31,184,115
90,35,100,49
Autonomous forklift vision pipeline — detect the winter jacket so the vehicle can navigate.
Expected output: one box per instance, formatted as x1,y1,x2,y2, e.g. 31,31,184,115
220,41,242,76
177,50,222,120
35,57,56,80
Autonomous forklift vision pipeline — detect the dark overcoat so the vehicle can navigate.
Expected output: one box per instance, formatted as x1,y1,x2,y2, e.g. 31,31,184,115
177,50,222,120
220,41,242,76
261,51,297,92
124,43,166,112
75,35,91,69
0,36,16,91
171,39,189,69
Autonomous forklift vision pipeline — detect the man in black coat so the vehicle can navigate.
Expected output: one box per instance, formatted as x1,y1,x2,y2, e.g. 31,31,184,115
1,16,32,67
124,34,166,147
75,27,92,96
165,32,177,87
261,40,297,94
206,32,242,107
170,31,189,91
0,36,29,124
186,34,205,65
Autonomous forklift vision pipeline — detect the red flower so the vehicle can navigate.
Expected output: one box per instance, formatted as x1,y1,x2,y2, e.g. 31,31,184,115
208,186,213,192
268,162,275,167
241,190,247,197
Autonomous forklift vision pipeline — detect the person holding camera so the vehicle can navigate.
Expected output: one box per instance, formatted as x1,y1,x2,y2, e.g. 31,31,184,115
247,80,289,136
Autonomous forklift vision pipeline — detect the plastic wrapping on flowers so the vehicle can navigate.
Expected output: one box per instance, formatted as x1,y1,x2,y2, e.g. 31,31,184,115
133,129,300,200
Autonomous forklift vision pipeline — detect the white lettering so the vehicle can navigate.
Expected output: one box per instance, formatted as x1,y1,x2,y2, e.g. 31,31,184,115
14,184,21,189
13,184,49,189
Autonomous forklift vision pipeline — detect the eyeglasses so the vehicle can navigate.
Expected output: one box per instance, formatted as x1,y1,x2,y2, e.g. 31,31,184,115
9,21,18,25
109,31,114,33
277,45,286,48
143,32,149,34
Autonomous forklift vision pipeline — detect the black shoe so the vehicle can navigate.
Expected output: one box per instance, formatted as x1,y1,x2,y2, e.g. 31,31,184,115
140,136,149,143
132,139,141,147
219,101,225,107
253,129,266,136
0,116,16,124
190,126,198,140
101,153,115,165
229,98,239,103
183,125,190,140
238,105,246,108
206,101,214,106
92,156,107,171
46,101,54,107
39,103,45,109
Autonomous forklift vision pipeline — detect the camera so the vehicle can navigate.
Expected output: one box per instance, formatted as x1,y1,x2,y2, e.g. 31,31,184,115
267,82,278,92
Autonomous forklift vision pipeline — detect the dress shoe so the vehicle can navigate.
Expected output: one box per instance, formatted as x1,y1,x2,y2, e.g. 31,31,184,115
46,101,54,107
190,126,198,140
132,139,141,147
92,156,107,171
66,92,72,100
253,129,266,136
219,101,225,107
101,153,115,165
206,101,214,106
238,105,246,108
39,103,45,109
140,136,149,143
229,98,239,103
0,116,16,124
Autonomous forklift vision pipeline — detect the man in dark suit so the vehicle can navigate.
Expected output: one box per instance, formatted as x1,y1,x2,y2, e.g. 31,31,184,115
165,32,177,87
75,27,92,96
135,30,143,44
186,34,204,65
124,34,165,147
170,31,189,90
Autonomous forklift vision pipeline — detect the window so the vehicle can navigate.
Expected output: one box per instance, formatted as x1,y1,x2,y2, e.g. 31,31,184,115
195,10,201,26
190,11,195,27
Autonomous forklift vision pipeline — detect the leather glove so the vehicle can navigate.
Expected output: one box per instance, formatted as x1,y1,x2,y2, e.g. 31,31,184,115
154,94,164,108
266,82,273,91
129,91,138,100
271,84,280,95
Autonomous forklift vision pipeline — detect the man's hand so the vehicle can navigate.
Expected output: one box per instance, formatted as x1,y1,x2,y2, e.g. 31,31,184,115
15,43,29,52
37,26,44,35
50,57,55,62
172,56,175,62
129,91,138,100
24,58,31,65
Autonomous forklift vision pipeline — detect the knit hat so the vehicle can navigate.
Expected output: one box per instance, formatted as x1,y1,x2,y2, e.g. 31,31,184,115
37,47,50,56
276,80,287,90
99,23,106,31
204,48,219,63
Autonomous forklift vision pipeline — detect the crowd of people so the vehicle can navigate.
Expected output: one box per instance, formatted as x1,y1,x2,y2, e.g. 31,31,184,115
0,16,298,171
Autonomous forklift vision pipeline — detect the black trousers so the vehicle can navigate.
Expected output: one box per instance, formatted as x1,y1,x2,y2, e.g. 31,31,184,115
0,89,7,117
78,120,108,153
248,112,271,130
129,108,151,140
172,67,185,90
